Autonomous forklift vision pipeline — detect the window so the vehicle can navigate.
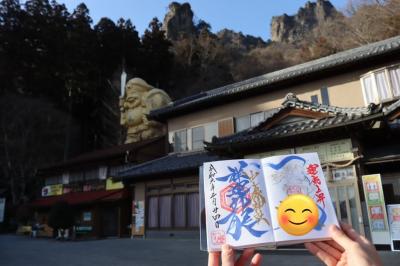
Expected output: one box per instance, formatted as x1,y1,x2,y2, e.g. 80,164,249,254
204,122,218,142
173,194,186,227
159,195,172,228
172,122,219,152
250,112,265,127
218,118,234,137
389,67,400,96
146,181,199,229
235,115,250,132
69,172,84,183
192,126,205,150
235,112,265,132
45,176,62,186
173,129,187,152
83,212,92,222
148,197,159,228
85,168,99,181
321,87,330,105
311,95,319,104
187,193,199,227
361,64,400,105
109,163,135,177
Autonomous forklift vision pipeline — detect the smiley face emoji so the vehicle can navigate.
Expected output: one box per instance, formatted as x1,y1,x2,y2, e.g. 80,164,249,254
277,194,319,236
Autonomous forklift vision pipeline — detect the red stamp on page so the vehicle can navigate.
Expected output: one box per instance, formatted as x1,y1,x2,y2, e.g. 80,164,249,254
211,230,226,245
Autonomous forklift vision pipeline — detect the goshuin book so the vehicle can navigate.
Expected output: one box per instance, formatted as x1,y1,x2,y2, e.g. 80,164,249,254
201,153,339,251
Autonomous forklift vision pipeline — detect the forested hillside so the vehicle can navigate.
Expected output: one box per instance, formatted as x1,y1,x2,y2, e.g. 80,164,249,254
1,0,400,204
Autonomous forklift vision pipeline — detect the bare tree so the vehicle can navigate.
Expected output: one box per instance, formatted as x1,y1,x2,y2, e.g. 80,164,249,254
0,94,69,204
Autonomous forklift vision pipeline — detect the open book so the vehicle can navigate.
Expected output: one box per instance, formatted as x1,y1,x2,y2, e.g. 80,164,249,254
201,153,339,251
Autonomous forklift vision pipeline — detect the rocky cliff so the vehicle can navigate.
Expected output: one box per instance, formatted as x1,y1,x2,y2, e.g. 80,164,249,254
217,29,267,51
162,2,268,50
271,0,338,43
162,2,195,40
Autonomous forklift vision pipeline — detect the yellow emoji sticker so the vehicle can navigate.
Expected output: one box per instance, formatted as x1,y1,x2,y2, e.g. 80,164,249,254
277,194,319,236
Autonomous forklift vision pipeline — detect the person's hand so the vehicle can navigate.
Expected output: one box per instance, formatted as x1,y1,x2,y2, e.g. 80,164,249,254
305,223,382,266
208,244,263,266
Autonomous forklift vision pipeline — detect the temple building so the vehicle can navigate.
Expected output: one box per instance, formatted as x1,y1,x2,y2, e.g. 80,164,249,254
115,35,400,248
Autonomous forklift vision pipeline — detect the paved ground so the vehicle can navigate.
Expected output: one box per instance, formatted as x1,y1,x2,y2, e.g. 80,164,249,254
1,234,399,266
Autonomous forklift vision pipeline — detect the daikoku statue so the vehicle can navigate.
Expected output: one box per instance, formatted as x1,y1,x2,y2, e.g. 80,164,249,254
120,78,171,143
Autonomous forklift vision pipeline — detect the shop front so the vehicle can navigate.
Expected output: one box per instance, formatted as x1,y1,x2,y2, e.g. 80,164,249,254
205,94,400,248
114,151,225,238
32,188,130,239
361,137,400,248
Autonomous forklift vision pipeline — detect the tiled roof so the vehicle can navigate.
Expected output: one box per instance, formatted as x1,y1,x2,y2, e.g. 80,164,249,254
207,94,386,149
114,151,226,181
383,97,400,116
281,93,377,116
30,189,128,207
151,35,400,120
37,136,166,176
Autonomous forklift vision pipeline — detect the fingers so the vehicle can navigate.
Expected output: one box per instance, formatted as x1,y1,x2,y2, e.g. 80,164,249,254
314,241,342,260
340,222,371,246
208,252,220,266
235,248,255,266
329,224,354,249
221,244,235,266
250,253,263,266
340,222,361,241
325,240,345,252
305,242,338,266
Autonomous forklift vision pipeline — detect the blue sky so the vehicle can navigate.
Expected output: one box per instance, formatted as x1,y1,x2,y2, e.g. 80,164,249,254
59,0,349,40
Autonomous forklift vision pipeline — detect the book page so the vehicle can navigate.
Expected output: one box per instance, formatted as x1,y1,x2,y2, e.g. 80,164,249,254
199,166,208,251
261,153,339,244
203,159,274,251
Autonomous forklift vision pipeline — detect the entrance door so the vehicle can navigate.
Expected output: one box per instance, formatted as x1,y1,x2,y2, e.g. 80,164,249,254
102,207,118,237
328,180,365,235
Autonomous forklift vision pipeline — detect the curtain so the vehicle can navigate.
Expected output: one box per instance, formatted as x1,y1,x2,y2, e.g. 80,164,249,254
174,194,186,227
192,126,205,150
375,71,390,100
362,75,374,104
148,197,158,228
187,193,199,227
390,67,400,97
174,130,187,152
159,195,172,228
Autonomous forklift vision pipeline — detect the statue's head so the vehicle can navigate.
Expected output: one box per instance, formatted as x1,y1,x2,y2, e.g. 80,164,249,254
120,77,171,143
123,78,152,109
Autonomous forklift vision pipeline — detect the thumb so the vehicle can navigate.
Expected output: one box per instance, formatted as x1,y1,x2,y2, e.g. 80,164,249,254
330,225,354,249
221,244,235,266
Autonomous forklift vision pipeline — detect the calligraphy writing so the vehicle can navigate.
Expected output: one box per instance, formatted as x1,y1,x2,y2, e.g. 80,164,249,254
307,164,325,207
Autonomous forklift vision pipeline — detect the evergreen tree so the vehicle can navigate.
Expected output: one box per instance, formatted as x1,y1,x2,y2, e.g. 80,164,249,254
141,17,173,90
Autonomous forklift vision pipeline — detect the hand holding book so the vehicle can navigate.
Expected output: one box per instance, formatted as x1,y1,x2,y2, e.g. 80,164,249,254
201,153,339,251
207,223,382,266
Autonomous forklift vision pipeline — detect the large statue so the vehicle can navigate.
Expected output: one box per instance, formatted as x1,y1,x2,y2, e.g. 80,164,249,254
120,78,171,143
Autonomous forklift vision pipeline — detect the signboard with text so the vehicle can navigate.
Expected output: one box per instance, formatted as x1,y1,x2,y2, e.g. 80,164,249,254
41,184,63,197
106,178,124,190
296,139,354,163
362,174,390,245
387,204,400,251
132,200,145,236
248,139,354,164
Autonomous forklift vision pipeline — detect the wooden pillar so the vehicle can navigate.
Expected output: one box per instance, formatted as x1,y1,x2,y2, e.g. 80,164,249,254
93,205,102,238
118,205,121,237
